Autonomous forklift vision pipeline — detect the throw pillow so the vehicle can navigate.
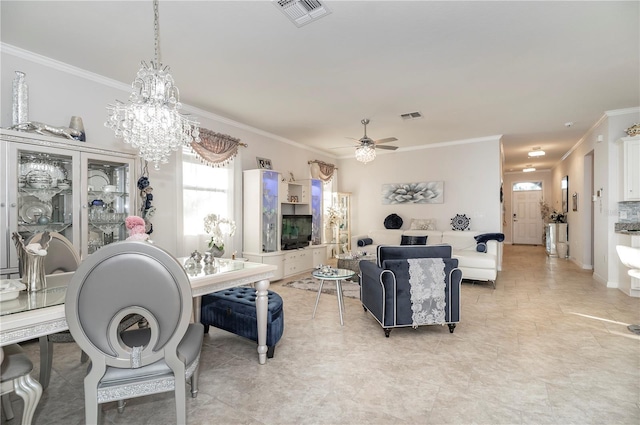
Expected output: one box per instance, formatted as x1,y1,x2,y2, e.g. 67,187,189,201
409,218,436,230
400,235,428,245
357,238,373,247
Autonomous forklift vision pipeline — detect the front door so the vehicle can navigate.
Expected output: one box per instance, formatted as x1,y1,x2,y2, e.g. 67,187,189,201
513,190,543,245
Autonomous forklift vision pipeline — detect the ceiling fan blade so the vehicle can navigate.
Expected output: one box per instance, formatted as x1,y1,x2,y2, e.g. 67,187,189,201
376,145,398,151
329,144,359,150
374,137,398,144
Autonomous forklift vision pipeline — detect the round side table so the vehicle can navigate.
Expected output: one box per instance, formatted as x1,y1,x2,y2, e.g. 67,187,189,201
311,268,355,326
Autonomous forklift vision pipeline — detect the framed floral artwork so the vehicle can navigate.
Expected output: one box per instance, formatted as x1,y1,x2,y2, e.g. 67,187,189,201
381,181,444,204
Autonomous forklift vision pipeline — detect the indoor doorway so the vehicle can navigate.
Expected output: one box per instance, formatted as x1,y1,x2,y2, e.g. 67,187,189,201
512,182,543,245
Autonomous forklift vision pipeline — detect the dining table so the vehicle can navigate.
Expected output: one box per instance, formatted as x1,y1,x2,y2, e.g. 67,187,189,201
0,258,277,364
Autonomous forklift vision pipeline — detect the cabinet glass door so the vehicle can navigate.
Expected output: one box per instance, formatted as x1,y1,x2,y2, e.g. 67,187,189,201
310,179,322,245
10,144,81,270
337,192,351,255
262,171,279,252
81,154,134,257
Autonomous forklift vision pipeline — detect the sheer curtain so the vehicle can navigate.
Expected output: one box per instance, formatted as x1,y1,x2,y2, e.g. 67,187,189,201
180,147,235,257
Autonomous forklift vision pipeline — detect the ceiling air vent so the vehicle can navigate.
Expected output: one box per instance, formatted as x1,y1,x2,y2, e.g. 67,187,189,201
274,0,331,27
400,112,423,120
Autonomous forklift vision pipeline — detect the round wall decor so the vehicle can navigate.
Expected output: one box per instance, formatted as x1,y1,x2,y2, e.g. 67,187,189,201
451,214,470,231
384,213,403,229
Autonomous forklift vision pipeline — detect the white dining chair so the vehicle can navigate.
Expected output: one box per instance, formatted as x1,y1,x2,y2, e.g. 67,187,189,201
65,241,203,424
1,344,43,425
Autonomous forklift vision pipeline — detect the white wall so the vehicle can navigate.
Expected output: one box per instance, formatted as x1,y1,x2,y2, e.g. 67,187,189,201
552,107,640,290
337,137,502,236
1,46,336,257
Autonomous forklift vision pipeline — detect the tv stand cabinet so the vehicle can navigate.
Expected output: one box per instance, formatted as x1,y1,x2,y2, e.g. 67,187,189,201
242,169,326,280
244,245,326,281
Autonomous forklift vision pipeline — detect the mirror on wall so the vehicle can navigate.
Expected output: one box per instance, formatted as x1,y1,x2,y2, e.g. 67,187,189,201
561,175,569,213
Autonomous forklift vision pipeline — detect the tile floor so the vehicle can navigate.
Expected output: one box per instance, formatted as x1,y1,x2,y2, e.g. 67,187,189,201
3,244,640,424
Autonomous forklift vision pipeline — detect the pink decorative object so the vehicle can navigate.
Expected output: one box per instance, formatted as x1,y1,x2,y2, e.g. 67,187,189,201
126,216,149,241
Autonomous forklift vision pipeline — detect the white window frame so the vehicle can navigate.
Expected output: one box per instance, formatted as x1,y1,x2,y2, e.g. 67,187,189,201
177,147,238,257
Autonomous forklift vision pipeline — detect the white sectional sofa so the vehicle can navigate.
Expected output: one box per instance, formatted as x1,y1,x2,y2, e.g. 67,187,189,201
351,229,502,285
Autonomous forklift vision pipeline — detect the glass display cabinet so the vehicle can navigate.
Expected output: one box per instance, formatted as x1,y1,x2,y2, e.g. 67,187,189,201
310,179,323,245
1,129,136,277
242,169,281,254
82,154,133,256
335,192,351,255
262,170,280,253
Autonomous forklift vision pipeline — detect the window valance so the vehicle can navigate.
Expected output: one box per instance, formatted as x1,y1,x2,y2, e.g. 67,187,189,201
190,128,247,167
308,160,337,183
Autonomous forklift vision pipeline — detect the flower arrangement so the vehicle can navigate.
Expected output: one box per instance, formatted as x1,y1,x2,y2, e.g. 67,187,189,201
325,206,341,228
125,215,149,241
203,214,236,250
539,201,567,223
549,211,567,223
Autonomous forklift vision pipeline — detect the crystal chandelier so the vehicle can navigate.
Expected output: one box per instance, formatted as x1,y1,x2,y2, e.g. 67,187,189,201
355,144,376,164
105,0,200,170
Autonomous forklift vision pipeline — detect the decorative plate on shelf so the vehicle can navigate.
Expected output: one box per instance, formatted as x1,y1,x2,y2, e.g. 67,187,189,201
20,161,66,183
88,170,110,191
451,214,470,231
19,198,52,224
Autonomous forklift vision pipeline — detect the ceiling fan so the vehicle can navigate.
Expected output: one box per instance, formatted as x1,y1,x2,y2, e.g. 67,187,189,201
333,119,398,163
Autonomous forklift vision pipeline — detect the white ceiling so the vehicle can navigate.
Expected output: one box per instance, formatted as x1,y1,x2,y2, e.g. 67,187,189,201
2,1,639,171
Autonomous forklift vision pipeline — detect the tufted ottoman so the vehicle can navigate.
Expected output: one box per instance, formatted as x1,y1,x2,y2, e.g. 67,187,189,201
200,287,284,358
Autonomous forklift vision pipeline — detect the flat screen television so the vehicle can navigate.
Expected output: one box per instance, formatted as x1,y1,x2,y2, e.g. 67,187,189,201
281,214,313,250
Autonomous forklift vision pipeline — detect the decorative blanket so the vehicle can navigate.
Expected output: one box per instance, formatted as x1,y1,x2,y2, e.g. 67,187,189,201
407,258,446,328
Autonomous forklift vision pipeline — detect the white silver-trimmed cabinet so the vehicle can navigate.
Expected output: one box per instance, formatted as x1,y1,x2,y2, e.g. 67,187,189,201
545,223,568,258
242,170,326,280
1,129,135,277
623,136,640,201
243,169,282,254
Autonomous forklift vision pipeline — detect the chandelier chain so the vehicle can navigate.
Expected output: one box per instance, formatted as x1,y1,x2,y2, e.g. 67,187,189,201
153,0,160,64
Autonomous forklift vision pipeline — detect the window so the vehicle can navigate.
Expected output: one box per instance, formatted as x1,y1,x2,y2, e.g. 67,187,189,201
513,181,542,191
181,148,235,254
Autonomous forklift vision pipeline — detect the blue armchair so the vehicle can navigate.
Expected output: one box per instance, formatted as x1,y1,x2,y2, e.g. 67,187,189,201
360,245,462,337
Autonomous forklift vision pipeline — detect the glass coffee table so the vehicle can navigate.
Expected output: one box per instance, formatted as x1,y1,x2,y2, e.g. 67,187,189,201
336,253,376,281
311,268,355,326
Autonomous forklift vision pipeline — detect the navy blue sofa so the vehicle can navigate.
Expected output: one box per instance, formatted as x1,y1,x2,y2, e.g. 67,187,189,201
360,245,462,337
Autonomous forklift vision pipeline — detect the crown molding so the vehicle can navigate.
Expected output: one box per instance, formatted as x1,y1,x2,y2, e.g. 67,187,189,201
1,43,335,158
604,106,640,117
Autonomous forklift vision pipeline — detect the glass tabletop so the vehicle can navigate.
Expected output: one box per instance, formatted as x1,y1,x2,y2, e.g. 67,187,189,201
312,268,355,280
0,260,270,317
180,257,265,279
0,273,72,317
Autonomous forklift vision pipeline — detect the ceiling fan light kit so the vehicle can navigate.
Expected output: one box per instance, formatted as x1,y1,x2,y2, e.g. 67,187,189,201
355,144,376,164
352,118,398,163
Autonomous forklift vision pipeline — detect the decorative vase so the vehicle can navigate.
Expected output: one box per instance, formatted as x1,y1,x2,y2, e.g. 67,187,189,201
203,252,214,265
12,71,28,126
190,250,203,263
69,116,86,141
208,246,224,258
